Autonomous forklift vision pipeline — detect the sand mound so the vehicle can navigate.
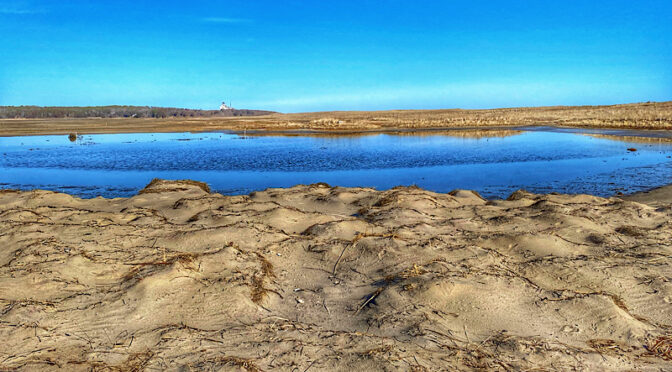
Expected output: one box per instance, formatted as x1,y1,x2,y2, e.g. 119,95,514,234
1,180,671,370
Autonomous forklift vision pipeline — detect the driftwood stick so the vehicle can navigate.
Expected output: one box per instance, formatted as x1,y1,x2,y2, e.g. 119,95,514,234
332,242,354,275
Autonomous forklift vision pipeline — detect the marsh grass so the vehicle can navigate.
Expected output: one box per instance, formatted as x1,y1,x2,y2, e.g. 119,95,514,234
270,101,672,130
2,101,671,136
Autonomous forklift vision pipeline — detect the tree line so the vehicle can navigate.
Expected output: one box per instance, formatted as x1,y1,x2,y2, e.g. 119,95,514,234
0,106,274,119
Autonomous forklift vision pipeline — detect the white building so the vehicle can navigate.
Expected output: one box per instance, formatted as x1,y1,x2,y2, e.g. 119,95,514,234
220,102,233,110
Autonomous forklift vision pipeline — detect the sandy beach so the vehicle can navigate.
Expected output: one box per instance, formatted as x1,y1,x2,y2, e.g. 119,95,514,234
4,1,671,370
1,179,671,370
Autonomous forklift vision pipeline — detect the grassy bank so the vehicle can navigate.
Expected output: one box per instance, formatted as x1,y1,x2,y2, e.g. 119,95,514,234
0,101,671,137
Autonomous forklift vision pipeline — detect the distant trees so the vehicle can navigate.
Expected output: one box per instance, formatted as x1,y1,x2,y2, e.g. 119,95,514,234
0,106,274,119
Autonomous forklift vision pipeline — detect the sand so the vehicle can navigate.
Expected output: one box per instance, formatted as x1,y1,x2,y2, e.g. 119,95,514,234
1,179,671,371
624,185,672,208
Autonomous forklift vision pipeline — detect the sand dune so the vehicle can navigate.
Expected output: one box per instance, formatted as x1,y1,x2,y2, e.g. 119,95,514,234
1,180,671,370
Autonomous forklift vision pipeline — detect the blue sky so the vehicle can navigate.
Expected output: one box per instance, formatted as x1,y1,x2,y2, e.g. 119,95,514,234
1,0,671,112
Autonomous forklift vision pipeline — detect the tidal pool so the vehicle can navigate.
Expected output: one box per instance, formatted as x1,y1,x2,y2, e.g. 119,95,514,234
1,128,671,199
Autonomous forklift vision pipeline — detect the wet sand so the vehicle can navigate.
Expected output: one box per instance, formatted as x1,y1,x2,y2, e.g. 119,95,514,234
623,184,672,207
1,179,671,370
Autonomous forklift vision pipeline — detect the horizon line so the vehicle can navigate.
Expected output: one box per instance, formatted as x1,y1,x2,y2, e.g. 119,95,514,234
0,100,670,115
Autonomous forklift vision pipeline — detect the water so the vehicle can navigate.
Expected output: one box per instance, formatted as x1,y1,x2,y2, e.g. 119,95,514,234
1,128,671,199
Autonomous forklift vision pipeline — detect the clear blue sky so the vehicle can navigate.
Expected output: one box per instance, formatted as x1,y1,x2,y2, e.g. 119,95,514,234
1,0,671,112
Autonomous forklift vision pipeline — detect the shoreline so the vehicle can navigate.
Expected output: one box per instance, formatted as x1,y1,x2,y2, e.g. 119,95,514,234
1,122,672,140
1,179,671,370
2,179,671,204
1,101,671,137
622,183,672,207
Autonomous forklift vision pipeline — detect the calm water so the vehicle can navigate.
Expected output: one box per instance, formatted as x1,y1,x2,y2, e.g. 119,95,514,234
1,129,671,199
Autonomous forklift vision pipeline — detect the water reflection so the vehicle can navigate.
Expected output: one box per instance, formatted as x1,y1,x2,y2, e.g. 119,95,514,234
0,128,671,199
243,129,523,139
583,133,672,144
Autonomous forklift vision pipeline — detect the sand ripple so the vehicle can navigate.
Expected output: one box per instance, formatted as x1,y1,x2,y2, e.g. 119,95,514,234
1,180,671,370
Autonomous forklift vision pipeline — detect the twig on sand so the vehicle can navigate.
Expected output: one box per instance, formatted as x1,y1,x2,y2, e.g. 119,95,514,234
355,288,384,315
323,300,331,316
332,242,354,275
463,324,471,344
303,358,319,372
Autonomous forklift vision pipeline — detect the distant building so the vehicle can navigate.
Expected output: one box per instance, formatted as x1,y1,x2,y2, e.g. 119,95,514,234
220,102,234,110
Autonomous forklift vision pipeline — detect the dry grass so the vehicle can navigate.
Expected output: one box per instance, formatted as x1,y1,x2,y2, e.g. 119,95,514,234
647,336,672,360
218,356,264,372
286,101,671,130
359,345,394,357
587,339,634,355
189,356,264,372
355,263,427,315
1,101,671,136
615,225,646,237
250,253,275,304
